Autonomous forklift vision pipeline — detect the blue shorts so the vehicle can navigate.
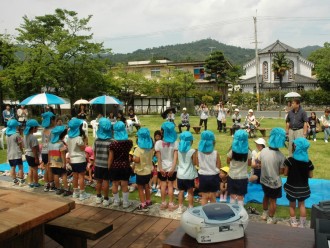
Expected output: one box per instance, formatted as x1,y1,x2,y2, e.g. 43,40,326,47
198,174,219,193
227,177,248,196
71,162,87,173
26,155,39,167
136,174,151,186
177,178,195,191
9,159,23,167
158,172,177,182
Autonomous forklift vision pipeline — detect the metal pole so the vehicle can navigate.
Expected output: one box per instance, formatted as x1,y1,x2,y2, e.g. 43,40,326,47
254,16,260,111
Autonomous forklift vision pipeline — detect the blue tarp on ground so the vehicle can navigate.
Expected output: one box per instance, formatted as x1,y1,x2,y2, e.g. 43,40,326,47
245,178,330,208
0,161,29,173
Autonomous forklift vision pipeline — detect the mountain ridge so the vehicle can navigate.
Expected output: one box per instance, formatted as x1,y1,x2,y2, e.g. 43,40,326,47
108,38,321,66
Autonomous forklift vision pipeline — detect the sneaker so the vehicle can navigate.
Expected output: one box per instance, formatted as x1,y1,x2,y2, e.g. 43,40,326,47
102,199,112,207
112,201,120,207
79,192,90,201
325,140,328,143
290,217,298,227
19,179,25,187
33,183,41,188
314,138,316,142
44,184,50,192
49,186,57,192
122,201,132,209
177,206,184,214
56,189,64,195
168,203,179,211
136,204,149,212
29,183,35,188
266,216,277,224
160,202,168,210
96,196,103,204
129,186,135,193
174,189,180,195
12,178,19,186
63,190,72,197
72,192,80,198
151,184,156,190
155,190,161,197
261,210,268,221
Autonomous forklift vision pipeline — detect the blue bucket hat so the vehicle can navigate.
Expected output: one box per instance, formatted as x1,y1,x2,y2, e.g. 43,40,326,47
68,118,83,138
6,119,21,136
97,118,112,140
51,125,66,143
293,137,310,162
137,128,153,149
268,127,286,148
232,130,249,154
23,119,40,135
198,130,215,153
179,131,194,153
113,121,128,140
41,111,55,128
161,122,177,143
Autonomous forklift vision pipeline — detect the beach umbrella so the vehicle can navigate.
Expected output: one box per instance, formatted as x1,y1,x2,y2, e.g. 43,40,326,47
284,92,301,98
89,95,123,116
161,107,176,119
74,99,90,105
19,93,67,105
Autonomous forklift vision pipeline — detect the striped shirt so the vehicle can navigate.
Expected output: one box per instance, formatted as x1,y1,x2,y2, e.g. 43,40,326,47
94,138,112,168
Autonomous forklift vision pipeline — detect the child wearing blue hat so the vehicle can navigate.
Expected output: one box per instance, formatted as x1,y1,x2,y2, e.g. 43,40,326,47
23,119,41,188
177,131,198,213
67,118,89,200
284,137,314,228
48,125,71,196
41,111,56,192
155,122,179,211
109,121,133,208
133,127,154,211
259,127,286,224
227,130,252,206
94,118,113,207
196,130,221,205
6,119,24,186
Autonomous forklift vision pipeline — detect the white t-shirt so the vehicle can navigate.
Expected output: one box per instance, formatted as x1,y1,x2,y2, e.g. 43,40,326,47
227,149,252,179
198,150,219,175
217,107,226,121
259,147,285,188
67,136,85,163
154,140,178,172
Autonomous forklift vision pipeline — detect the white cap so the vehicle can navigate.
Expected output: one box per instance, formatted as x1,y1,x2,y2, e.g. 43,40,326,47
234,108,239,112
248,109,253,113
182,107,187,111
254,138,266,146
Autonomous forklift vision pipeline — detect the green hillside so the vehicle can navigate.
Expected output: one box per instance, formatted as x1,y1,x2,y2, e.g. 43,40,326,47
108,38,321,66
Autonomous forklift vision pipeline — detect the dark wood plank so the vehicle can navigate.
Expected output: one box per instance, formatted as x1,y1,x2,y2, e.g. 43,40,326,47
147,219,180,248
112,216,159,248
68,204,97,217
129,218,174,248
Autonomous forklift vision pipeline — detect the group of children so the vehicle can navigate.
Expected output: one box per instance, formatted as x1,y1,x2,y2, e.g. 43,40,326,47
5,114,314,228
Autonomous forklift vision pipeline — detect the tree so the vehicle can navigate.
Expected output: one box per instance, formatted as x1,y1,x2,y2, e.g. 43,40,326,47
308,42,330,91
13,9,111,104
271,52,291,88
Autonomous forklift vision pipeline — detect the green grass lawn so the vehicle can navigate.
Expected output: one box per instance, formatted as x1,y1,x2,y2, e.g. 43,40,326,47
0,115,328,219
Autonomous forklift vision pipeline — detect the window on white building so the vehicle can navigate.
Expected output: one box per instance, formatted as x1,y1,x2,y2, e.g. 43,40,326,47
288,61,294,80
151,68,161,78
263,61,268,80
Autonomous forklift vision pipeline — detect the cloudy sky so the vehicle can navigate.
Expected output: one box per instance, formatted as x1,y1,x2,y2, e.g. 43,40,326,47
1,0,329,54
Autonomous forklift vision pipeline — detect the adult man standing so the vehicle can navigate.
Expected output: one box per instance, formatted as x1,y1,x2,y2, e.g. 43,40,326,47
178,107,190,133
216,101,227,133
285,98,308,156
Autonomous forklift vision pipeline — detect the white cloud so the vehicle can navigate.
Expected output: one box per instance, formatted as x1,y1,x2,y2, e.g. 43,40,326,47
1,0,329,53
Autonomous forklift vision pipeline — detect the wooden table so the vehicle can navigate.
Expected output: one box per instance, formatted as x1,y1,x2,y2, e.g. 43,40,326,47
163,221,315,248
0,187,75,248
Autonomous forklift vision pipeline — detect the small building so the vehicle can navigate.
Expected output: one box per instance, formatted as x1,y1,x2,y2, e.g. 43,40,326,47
240,40,318,92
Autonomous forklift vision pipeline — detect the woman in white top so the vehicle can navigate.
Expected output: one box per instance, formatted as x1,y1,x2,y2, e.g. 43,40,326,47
196,130,221,205
216,102,227,133
199,103,209,131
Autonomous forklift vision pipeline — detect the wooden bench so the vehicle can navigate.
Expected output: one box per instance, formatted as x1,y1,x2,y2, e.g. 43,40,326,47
163,221,315,248
45,215,113,248
228,127,270,137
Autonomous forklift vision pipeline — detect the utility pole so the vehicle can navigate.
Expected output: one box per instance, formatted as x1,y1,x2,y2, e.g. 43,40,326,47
209,47,216,53
253,14,261,111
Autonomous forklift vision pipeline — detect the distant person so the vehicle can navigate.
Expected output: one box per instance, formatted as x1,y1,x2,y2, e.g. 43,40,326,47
320,108,330,143
284,138,314,228
216,101,227,133
77,105,87,120
198,103,209,130
166,110,175,123
231,108,242,136
244,109,257,138
2,104,14,127
178,107,190,133
307,112,320,142
249,138,266,184
285,98,308,156
128,108,141,131
17,105,28,126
